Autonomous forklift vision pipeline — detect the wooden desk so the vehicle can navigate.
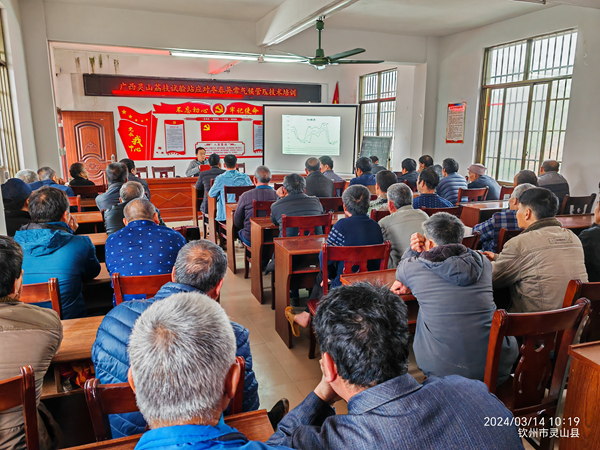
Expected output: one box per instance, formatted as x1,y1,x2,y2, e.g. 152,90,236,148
54,315,104,364
560,342,600,449
80,199,97,209
207,195,218,244
73,212,103,224
274,235,325,347
250,217,279,304
557,214,593,233
146,177,197,222
460,200,509,227
225,203,238,273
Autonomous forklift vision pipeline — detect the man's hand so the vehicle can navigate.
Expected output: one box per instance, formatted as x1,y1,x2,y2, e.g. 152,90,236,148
410,232,426,253
67,215,79,233
594,200,600,226
276,186,287,198
482,251,497,262
390,280,411,295
314,361,341,405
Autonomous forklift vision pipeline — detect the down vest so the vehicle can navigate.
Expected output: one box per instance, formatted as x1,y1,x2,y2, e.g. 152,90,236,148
91,282,259,438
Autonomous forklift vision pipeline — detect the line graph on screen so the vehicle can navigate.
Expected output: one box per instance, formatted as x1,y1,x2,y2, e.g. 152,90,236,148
282,114,341,156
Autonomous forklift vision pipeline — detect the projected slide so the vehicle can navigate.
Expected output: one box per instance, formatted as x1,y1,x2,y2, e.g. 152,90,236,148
282,115,341,156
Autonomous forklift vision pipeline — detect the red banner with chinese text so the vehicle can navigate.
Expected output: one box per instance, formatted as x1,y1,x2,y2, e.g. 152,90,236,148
117,107,157,160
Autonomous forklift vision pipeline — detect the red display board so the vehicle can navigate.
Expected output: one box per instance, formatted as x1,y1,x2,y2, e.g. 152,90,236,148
201,122,239,141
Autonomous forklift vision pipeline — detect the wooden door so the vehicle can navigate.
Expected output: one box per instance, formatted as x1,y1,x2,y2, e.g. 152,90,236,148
62,111,117,185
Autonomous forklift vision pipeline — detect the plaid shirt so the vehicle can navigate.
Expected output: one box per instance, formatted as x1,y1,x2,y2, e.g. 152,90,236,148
473,209,519,252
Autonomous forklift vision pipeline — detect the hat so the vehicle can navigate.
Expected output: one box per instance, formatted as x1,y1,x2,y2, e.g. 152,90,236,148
1,178,32,205
467,164,487,176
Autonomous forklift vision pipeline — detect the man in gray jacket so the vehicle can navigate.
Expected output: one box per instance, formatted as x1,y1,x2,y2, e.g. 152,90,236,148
538,160,570,206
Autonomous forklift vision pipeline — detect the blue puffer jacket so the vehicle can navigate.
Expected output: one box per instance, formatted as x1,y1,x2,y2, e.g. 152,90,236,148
91,282,259,438
436,172,468,205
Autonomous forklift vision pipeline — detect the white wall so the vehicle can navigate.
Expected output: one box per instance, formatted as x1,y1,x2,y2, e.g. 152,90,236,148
435,5,600,195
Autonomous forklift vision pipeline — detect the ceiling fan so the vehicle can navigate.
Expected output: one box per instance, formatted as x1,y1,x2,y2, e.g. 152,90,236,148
270,19,384,70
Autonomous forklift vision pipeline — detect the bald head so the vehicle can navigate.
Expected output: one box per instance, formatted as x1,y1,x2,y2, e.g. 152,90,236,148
305,158,320,173
124,198,157,223
541,160,560,173
120,181,145,203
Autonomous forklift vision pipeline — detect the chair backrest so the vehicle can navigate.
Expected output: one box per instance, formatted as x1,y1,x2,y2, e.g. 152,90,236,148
112,273,173,306
366,185,377,195
321,241,391,295
199,165,211,172
152,166,175,178
68,195,82,212
402,179,417,192
563,279,600,343
333,181,346,197
252,200,275,218
71,184,106,198
497,228,522,253
370,209,391,222
274,182,284,191
136,167,148,178
461,232,481,250
420,206,462,217
484,299,590,411
499,185,514,200
281,213,332,237
84,357,246,441
319,197,344,213
457,187,489,204
224,185,254,203
560,193,597,215
0,366,38,450
236,162,246,173
20,278,62,318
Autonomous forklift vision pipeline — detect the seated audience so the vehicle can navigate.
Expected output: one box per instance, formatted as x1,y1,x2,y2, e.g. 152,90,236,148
319,155,343,182
418,154,434,172
396,157,418,189
379,183,428,268
15,169,38,184
104,181,148,235
467,163,501,200
185,145,209,177
120,158,151,200
68,162,95,187
126,292,290,450
29,167,75,197
437,158,468,205
369,155,386,174
486,188,588,312
412,168,454,209
195,153,225,214
431,164,443,180
304,157,334,197
268,283,524,450
0,236,63,450
513,169,538,187
208,154,253,222
348,157,375,187
579,200,600,282
474,183,535,253
15,187,101,319
234,165,279,246
368,170,397,213
392,213,517,383
96,162,129,211
92,240,261,438
2,178,32,236
538,159,570,205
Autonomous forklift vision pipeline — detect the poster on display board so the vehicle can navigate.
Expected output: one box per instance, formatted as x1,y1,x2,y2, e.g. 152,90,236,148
445,102,466,144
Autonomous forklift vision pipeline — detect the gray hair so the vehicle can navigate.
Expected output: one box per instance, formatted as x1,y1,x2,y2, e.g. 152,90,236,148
387,183,413,209
422,212,464,246
254,165,271,184
283,173,305,195
120,181,145,202
174,240,227,293
38,167,56,181
510,183,536,201
124,198,156,222
342,185,370,216
128,292,236,427
16,169,38,184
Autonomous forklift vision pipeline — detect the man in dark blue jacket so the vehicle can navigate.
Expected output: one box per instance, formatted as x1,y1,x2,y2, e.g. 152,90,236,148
91,240,260,438
29,167,75,197
349,157,376,187
467,163,501,200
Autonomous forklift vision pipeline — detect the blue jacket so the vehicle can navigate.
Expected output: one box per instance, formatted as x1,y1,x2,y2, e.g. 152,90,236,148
91,282,259,439
437,172,468,205
14,222,101,319
29,179,75,197
208,170,253,221
468,175,501,201
348,173,376,186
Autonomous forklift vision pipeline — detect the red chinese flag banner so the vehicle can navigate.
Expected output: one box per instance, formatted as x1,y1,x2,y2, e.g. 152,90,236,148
117,107,157,160
201,122,239,141
332,82,339,104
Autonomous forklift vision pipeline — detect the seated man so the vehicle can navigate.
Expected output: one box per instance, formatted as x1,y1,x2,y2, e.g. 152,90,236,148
96,162,129,211
234,165,279,246
392,213,517,382
418,154,434,172
319,155,343,182
104,181,143,235
437,158,467,205
579,200,600,282
208,154,253,222
379,183,428,268
538,159,570,205
127,292,290,450
513,169,538,187
92,240,261,439
185,145,209,177
268,283,524,450
396,157,418,189
368,170,397,213
486,188,588,312
29,167,75,197
0,236,63,450
68,162,95,187
2,178,32,236
412,168,454,209
348,157,375,187
120,158,151,200
195,153,225,215
14,187,100,319
304,157,334,198
467,163,501,200
15,169,38,184
369,155,386,174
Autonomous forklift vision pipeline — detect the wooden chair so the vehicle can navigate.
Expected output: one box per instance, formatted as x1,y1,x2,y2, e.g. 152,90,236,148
484,299,590,450
370,209,391,222
274,182,284,191
218,185,255,248
457,187,489,204
281,213,333,238
0,366,39,450
461,232,481,250
151,166,175,178
307,241,391,359
135,167,148,178
402,179,417,192
333,181,346,197
84,357,246,441
560,193,596,215
420,206,462,217
499,185,514,200
366,185,377,195
319,197,344,213
242,200,276,279
71,184,106,198
21,278,62,318
68,195,82,212
191,185,201,228
497,228,522,253
236,163,246,173
111,273,172,306
563,279,600,343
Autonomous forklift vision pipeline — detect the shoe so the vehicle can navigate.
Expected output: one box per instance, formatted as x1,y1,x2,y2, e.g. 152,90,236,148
267,398,290,430
290,297,300,307
285,307,300,337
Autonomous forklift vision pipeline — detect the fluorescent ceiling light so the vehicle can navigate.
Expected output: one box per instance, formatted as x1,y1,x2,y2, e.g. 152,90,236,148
512,0,545,3
261,56,306,63
170,51,259,61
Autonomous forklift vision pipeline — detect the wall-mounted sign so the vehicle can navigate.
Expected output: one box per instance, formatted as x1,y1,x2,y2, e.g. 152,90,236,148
446,102,466,144
84,74,321,103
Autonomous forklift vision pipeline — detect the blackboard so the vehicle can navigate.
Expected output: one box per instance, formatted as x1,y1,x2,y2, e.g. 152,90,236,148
359,136,392,163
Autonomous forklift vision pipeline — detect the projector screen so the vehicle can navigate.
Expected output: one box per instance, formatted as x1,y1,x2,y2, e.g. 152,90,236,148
264,104,358,174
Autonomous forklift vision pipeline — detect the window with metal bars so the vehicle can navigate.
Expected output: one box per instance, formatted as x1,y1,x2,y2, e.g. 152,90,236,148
477,29,577,182
0,11,19,177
